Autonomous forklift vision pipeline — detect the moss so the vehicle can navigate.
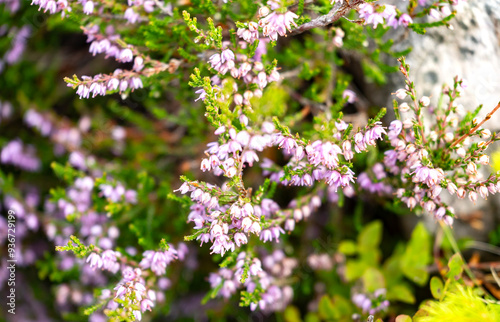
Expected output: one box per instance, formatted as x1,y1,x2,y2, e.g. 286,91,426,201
415,286,500,322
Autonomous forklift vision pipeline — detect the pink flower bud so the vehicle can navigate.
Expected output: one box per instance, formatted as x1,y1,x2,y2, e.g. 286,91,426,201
456,147,466,158
466,162,477,175
406,197,416,209
241,217,253,232
293,208,303,221
253,89,263,97
478,186,489,199
479,155,489,165
443,215,454,226
226,166,237,178
242,203,254,216
234,233,248,247
405,144,416,154
284,218,295,231
420,96,430,107
141,299,154,312
424,201,436,212
399,102,410,112
311,196,321,208
435,207,446,219
249,222,261,235
243,90,253,101
469,191,478,204
403,119,413,129
253,61,264,71
481,129,491,139
258,6,270,17
234,94,243,106
447,181,457,195
201,159,210,171
444,132,454,143
394,89,407,99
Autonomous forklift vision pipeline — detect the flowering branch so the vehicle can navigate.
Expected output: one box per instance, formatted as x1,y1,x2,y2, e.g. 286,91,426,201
450,102,500,148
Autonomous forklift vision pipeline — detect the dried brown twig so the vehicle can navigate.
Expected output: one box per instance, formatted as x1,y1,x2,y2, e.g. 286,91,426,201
450,101,500,148
289,0,365,36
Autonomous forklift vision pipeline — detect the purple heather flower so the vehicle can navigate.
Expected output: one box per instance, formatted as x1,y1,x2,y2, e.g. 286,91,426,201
24,109,52,136
1,139,41,171
69,151,87,170
124,8,140,24
140,299,154,312
101,250,120,273
139,248,177,275
399,14,413,27
130,77,143,90
83,0,94,14
87,253,103,269
342,89,356,103
119,48,133,62
234,233,248,247
260,11,298,40
358,4,384,28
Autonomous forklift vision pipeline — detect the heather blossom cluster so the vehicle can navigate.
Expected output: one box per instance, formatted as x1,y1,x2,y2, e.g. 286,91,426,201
1,139,41,171
49,172,176,321
72,27,146,98
83,243,186,320
353,0,467,29
111,267,159,321
0,25,30,73
255,119,386,192
30,0,160,21
353,59,500,226
0,0,21,12
176,114,386,260
67,25,182,99
198,45,280,105
235,1,298,43
352,289,390,315
208,251,295,312
24,108,88,154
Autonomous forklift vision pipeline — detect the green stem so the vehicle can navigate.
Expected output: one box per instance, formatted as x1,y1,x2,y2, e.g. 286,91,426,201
440,222,482,289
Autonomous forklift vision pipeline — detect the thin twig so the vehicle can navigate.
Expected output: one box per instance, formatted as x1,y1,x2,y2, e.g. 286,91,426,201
289,91,327,111
469,262,500,270
490,267,500,288
450,101,500,148
466,241,500,257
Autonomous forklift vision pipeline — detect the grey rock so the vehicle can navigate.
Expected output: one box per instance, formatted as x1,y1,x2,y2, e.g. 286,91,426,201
387,1,500,129
378,1,500,240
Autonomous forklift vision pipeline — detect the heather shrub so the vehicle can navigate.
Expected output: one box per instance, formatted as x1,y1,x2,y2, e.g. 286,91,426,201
1,0,500,321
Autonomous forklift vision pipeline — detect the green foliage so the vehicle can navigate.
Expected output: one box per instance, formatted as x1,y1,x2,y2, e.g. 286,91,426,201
251,83,289,118
415,285,500,322
318,295,353,321
51,162,82,183
430,277,444,300
400,223,432,286
55,235,95,258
